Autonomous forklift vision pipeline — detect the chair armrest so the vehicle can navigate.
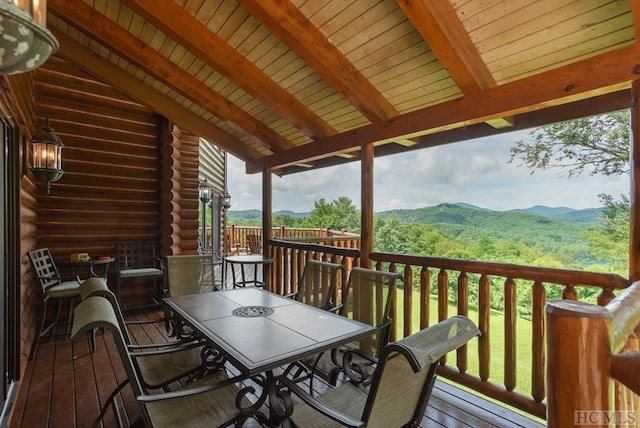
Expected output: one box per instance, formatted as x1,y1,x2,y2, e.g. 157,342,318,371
342,348,378,387
136,373,249,402
277,375,365,427
323,303,343,314
128,339,203,355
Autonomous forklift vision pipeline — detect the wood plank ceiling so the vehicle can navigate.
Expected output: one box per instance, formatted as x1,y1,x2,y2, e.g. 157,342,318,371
45,0,638,175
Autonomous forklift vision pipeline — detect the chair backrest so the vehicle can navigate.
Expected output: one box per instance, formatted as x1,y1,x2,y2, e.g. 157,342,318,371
165,254,215,296
116,241,158,270
362,315,480,427
28,248,62,293
246,234,261,254
343,267,402,355
71,296,152,426
296,260,345,311
79,277,132,345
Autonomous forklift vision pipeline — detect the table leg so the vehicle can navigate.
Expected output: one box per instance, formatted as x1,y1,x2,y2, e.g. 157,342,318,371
240,263,247,288
233,370,293,427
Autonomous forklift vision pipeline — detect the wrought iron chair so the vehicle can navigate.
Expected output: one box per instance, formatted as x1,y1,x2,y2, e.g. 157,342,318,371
114,240,164,310
70,294,252,428
286,259,346,311
164,254,220,335
287,267,402,394
279,315,481,427
78,277,233,425
27,248,90,360
283,260,346,390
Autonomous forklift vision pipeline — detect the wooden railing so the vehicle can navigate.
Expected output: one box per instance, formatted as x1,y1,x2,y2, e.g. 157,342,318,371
547,281,640,427
225,226,355,253
267,239,631,422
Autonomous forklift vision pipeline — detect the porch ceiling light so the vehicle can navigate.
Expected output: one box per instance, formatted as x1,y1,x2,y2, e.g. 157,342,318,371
0,1,58,75
30,117,63,194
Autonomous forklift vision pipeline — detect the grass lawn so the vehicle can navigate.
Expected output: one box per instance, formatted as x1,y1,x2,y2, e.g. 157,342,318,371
392,289,538,399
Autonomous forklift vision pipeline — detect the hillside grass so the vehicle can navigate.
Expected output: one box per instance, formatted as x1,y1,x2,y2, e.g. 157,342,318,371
392,289,537,399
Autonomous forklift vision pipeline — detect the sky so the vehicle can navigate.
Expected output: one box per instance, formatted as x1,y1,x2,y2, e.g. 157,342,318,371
227,130,629,213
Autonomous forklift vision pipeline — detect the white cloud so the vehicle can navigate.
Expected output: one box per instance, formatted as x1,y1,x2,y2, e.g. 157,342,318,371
227,130,629,213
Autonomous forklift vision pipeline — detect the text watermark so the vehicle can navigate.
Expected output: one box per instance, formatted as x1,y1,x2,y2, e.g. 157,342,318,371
575,411,637,426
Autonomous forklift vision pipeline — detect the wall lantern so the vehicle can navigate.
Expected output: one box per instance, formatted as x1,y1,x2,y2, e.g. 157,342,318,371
30,117,63,194
0,0,58,75
199,178,213,252
220,190,231,210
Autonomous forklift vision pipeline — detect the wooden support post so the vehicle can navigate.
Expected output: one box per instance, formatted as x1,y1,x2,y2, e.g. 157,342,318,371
360,139,374,269
630,80,640,281
262,170,272,289
546,300,612,427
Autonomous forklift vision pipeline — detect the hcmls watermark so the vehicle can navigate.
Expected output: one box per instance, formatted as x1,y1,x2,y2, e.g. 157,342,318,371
575,411,637,426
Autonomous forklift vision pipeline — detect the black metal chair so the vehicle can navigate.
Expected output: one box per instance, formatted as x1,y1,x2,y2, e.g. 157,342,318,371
70,294,251,427
288,267,402,395
27,248,85,360
114,241,164,310
279,316,481,427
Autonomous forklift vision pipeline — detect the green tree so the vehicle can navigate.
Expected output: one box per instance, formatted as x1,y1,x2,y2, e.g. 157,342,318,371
300,197,360,232
583,193,629,273
509,111,630,177
273,214,301,227
509,111,630,273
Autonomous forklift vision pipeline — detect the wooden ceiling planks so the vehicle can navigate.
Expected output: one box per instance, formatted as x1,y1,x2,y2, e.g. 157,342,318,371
43,0,640,173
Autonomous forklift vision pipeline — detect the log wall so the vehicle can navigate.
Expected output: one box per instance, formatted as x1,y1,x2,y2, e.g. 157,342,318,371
13,55,211,360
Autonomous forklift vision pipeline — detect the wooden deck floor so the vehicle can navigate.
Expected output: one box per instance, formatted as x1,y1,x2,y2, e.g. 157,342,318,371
6,265,546,427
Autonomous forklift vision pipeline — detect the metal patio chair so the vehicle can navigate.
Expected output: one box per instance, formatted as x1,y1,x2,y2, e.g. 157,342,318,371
27,248,88,360
164,254,220,335
292,267,402,394
114,240,164,310
72,284,250,427
283,260,346,389
279,315,481,427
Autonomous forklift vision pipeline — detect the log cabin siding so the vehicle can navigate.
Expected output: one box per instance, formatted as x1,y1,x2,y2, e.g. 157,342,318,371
0,55,215,366
33,57,163,259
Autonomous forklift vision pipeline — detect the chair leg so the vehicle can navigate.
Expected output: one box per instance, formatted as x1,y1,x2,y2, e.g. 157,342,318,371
28,300,49,360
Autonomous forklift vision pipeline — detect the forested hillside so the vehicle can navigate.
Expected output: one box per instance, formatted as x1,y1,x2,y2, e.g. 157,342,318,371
228,202,616,270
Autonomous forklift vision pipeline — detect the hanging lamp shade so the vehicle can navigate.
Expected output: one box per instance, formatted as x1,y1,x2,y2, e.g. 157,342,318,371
0,1,58,75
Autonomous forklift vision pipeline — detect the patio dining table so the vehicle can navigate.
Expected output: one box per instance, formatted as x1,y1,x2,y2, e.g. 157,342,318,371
163,288,376,426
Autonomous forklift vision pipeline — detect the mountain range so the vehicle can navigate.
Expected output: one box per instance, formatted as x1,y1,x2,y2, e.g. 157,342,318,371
229,203,604,225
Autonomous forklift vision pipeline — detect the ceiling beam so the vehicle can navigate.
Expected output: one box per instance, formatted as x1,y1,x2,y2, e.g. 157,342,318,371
50,30,261,161
399,0,515,130
279,90,631,175
120,0,336,139
397,0,495,93
247,42,640,173
239,0,399,122
48,0,294,153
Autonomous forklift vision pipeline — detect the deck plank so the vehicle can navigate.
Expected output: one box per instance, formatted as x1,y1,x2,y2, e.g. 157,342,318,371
8,301,547,428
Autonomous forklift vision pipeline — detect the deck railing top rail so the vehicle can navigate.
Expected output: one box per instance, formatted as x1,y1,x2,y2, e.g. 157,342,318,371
372,251,629,291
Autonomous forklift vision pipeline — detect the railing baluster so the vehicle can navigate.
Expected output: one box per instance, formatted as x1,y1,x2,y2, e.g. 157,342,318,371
504,277,516,392
562,284,578,300
420,267,430,330
388,262,397,342
531,280,546,403
437,268,448,322
457,272,468,373
403,264,413,338
479,273,490,382
437,268,448,364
